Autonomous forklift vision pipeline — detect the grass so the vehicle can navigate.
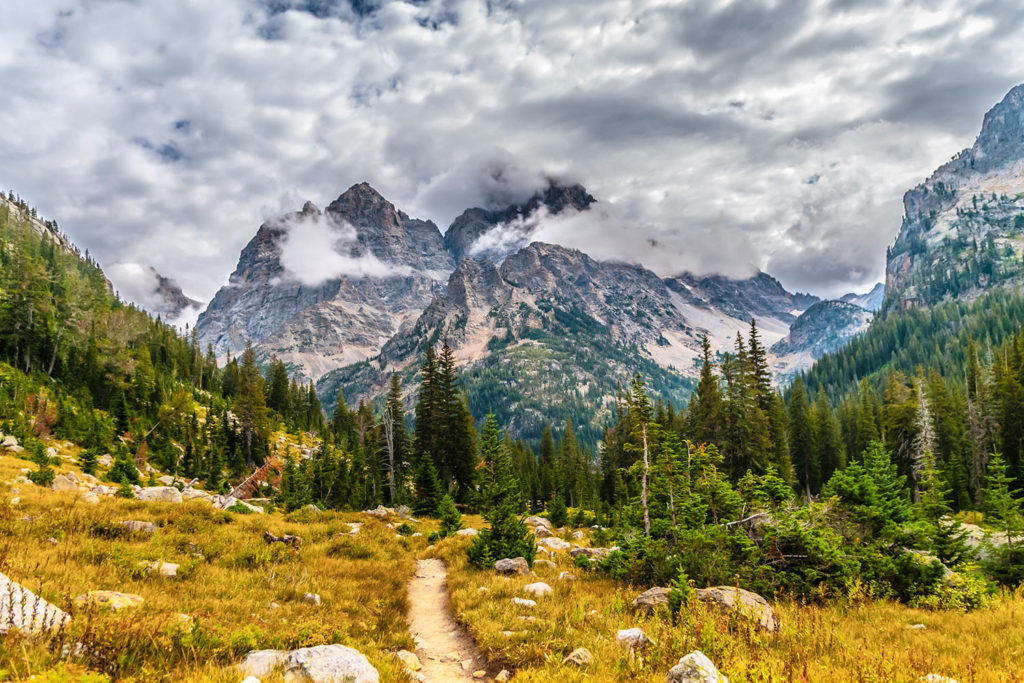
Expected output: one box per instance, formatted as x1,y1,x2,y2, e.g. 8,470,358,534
432,516,1024,682
0,452,426,682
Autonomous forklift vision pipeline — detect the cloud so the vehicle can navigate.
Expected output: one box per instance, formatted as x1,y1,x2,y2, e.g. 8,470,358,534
2,0,1024,301
277,210,412,285
106,262,203,329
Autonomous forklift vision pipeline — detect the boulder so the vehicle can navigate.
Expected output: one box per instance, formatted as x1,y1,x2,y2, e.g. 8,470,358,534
558,571,576,581
239,644,379,683
523,582,552,598
304,504,322,513
240,677,261,683
667,650,729,683
73,591,144,612
695,586,777,632
524,516,553,530
496,670,511,682
137,487,183,504
156,475,176,486
494,557,530,575
632,586,671,615
563,647,594,666
571,530,584,540
119,520,157,534
97,454,114,467
533,526,553,538
534,559,557,569
303,592,322,606
455,527,478,537
395,649,421,672
511,597,536,608
0,572,71,634
182,487,214,502
81,491,100,504
616,627,652,649
919,676,959,683
1,435,19,449
538,537,571,551
139,560,179,578
50,474,79,492
363,505,393,518
570,547,614,561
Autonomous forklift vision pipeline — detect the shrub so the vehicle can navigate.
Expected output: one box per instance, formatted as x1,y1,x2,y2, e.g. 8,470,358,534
27,465,55,487
396,522,414,536
548,495,567,528
116,480,135,498
438,495,463,538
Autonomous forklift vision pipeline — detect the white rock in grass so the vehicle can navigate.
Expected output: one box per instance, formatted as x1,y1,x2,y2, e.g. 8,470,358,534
919,676,960,683
538,537,571,551
455,527,478,537
564,647,594,666
240,677,261,683
137,486,183,503
303,592,322,606
522,582,552,598
616,628,652,649
511,597,536,608
139,561,179,578
239,645,379,683
396,649,421,672
666,650,729,682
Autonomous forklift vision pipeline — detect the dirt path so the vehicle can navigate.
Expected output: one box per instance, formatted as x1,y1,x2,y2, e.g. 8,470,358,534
407,558,488,681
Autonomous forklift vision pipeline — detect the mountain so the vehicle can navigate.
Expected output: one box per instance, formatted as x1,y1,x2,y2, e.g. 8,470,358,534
148,267,202,322
771,300,873,382
195,183,454,381
443,183,595,263
318,239,819,444
886,84,1024,310
840,282,884,312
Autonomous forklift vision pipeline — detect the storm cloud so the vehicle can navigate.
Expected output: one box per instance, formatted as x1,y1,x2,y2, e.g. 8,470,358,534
2,0,1024,308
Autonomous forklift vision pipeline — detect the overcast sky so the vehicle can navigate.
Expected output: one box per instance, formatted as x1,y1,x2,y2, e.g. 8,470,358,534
2,0,1023,310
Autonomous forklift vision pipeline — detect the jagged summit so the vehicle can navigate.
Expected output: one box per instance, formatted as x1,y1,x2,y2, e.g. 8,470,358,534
444,182,595,264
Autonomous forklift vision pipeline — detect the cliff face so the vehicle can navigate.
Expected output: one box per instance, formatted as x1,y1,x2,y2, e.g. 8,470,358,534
886,84,1024,309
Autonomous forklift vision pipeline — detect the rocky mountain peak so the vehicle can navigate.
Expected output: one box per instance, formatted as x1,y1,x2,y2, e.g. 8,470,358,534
326,182,404,232
444,182,595,264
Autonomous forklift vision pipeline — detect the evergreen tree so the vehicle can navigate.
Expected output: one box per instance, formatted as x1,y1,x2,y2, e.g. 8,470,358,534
412,455,444,517
236,342,269,468
689,335,725,446
538,423,556,502
438,494,463,537
789,377,817,496
266,356,291,417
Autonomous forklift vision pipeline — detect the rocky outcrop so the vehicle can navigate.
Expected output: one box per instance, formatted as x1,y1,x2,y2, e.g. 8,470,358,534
239,644,379,683
632,586,671,615
885,83,1024,310
771,300,873,381
137,486,183,503
494,557,530,575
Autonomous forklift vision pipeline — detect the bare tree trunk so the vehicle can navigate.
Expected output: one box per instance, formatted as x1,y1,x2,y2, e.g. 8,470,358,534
641,423,650,536
47,326,63,377
382,405,397,503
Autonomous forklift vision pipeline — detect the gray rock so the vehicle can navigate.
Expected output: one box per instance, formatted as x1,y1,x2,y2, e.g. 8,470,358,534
534,559,557,569
695,586,778,632
455,527,478,537
494,557,530,575
50,474,79,492
97,454,113,467
524,515,553,530
616,627,652,649
137,486,183,503
666,650,729,683
571,530,584,540
564,647,593,666
632,586,671,615
0,572,71,634
511,597,536,608
239,644,379,683
919,676,959,683
538,537,571,551
119,520,157,534
303,592,322,606
139,561,179,578
182,487,214,502
570,547,614,561
1,435,19,449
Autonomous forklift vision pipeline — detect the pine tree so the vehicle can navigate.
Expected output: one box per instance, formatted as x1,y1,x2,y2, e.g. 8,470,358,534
626,373,657,536
438,494,463,537
266,356,291,417
413,455,445,516
689,335,725,446
236,341,269,468
381,373,409,504
788,377,817,496
538,423,556,502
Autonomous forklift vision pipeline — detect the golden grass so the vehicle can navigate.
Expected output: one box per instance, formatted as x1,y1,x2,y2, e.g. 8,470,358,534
0,453,427,682
433,516,1024,683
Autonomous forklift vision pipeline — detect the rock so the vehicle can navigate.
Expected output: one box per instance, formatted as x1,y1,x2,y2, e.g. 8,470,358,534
303,592,322,606
616,627,652,649
0,572,71,634
632,586,671,615
534,527,553,538
919,676,959,683
909,623,927,630
473,671,486,679
511,597,536,608
494,557,530,575
156,475,176,486
695,586,778,632
363,505,393,518
571,530,584,540
395,504,414,519
182,487,214,502
346,523,362,535
570,547,614,561
1,435,19,449
97,454,114,467
396,649,421,671
524,516,553,530
666,650,729,683
46,537,58,545
50,474,79,492
461,659,475,671
139,560,179,578
534,559,556,569
538,537,571,551
7,445,24,454
304,504,322,513
478,587,488,593
522,582,552,598
496,670,511,682
73,591,145,612
558,571,575,581
239,644,379,683
240,677,261,683
119,520,157,534
91,485,114,496
564,647,594,666
81,492,99,504
137,486,183,503
455,527,478,537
